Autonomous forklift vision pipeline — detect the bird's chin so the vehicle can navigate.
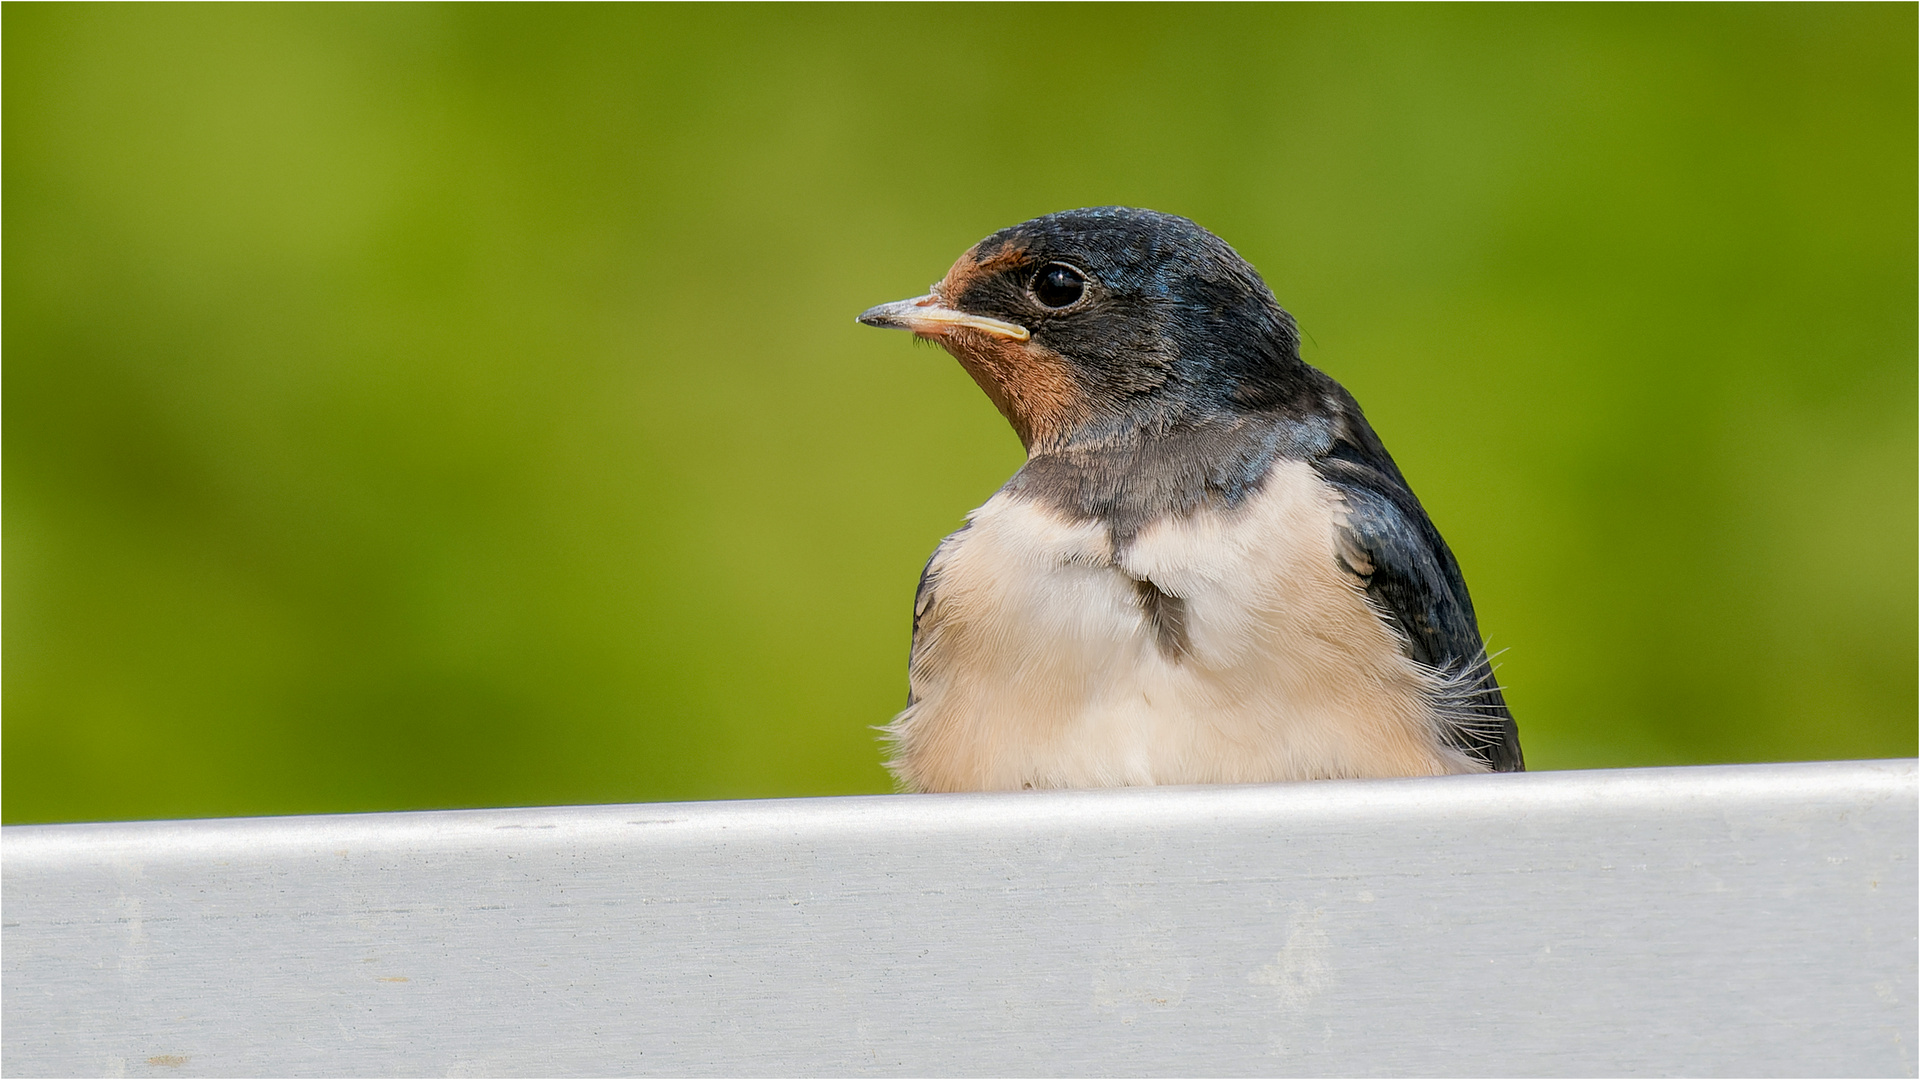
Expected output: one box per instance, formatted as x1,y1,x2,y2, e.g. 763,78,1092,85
937,331,1088,455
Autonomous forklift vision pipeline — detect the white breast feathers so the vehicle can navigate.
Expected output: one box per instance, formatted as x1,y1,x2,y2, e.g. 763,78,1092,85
886,458,1487,792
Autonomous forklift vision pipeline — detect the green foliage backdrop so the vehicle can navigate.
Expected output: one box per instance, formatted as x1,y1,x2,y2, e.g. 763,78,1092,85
6,5,1914,823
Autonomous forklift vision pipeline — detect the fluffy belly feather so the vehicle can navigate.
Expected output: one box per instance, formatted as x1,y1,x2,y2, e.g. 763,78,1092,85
887,459,1483,791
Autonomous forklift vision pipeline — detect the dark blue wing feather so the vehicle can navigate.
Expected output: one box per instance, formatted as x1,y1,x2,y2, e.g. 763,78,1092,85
1310,389,1523,772
905,521,969,708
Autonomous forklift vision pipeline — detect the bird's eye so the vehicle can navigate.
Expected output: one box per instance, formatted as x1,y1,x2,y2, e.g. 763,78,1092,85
1031,263,1086,309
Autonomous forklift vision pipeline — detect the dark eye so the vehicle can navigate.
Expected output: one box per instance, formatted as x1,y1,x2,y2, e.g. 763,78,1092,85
1031,263,1086,309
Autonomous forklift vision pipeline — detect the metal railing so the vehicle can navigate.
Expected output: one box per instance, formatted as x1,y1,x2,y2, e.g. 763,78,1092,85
5,759,1915,1077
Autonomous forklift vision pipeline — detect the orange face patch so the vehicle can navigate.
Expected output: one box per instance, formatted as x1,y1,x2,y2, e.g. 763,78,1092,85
926,240,1090,450
936,242,1029,306
940,332,1086,452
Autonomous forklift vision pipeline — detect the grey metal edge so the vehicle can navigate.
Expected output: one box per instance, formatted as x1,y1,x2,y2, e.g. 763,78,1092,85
4,759,1916,1078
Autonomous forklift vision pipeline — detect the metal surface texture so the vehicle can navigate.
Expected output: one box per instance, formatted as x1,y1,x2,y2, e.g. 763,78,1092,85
4,760,1915,1078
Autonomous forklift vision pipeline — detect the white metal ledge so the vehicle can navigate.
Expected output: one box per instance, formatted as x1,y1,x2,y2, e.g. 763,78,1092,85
4,760,1915,1077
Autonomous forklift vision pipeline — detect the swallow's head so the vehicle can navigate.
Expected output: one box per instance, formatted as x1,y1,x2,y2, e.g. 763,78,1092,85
859,207,1304,451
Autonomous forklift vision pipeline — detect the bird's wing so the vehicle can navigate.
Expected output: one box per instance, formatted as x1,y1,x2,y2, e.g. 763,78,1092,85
905,521,970,708
1310,412,1524,772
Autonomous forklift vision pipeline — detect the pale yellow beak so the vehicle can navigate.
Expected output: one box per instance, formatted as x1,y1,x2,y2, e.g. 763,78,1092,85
856,295,1030,342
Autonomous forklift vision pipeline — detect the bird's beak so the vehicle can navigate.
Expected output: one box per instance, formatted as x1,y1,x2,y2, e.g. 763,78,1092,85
856,295,1031,342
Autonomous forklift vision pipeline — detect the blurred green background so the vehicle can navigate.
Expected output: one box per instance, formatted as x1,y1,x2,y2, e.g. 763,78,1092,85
5,4,1914,824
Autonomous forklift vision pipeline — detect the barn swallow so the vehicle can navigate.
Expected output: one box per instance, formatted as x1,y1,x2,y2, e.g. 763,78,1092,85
858,207,1521,792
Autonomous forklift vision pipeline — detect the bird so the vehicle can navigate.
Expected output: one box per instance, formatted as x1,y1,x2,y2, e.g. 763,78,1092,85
856,207,1521,792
